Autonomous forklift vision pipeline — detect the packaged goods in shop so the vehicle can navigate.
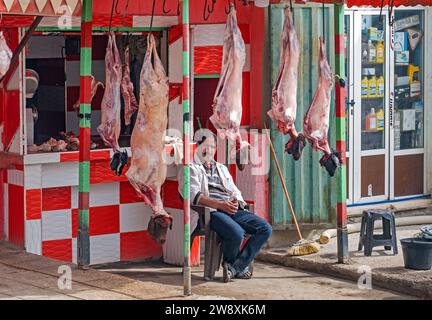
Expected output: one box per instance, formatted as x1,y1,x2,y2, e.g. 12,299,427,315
368,40,376,63
361,76,369,97
376,30,384,41
396,76,410,86
377,76,385,97
394,15,420,32
410,82,421,97
369,27,378,40
362,16,372,32
408,64,420,83
395,51,409,65
394,32,408,51
400,109,416,131
376,109,385,131
365,108,377,131
362,68,375,76
368,76,378,97
395,85,411,101
407,28,423,51
376,41,384,63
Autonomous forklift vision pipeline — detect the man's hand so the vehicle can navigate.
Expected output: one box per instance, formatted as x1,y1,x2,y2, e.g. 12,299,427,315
217,199,238,215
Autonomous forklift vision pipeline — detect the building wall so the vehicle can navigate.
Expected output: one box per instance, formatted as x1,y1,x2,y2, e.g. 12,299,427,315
269,4,337,228
425,7,432,195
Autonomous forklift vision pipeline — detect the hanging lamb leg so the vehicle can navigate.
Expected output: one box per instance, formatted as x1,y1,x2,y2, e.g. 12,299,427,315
209,5,248,170
303,37,341,177
267,8,305,161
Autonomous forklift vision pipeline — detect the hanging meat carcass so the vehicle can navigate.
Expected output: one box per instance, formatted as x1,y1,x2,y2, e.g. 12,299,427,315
209,5,249,170
268,8,306,161
121,46,139,126
126,34,172,244
303,37,341,176
97,31,128,176
72,75,104,113
0,31,12,78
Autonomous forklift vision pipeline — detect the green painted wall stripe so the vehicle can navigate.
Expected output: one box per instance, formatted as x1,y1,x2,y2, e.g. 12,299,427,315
80,48,92,75
195,74,220,79
78,162,90,192
79,104,92,128
78,209,89,224
337,166,347,202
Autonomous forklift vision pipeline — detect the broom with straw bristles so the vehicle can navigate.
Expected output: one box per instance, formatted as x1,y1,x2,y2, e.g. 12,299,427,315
264,123,320,256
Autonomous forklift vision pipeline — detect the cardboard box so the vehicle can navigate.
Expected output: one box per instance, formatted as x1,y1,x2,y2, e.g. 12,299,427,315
395,51,409,65
410,82,421,97
396,76,410,86
394,15,420,31
394,32,408,51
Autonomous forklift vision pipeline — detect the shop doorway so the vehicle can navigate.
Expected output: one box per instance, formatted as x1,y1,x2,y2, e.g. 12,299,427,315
345,9,426,205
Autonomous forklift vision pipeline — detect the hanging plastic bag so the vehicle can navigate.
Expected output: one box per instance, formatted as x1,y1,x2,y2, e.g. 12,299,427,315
0,31,12,78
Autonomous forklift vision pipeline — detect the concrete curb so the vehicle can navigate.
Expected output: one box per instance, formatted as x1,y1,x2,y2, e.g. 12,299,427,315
256,251,432,299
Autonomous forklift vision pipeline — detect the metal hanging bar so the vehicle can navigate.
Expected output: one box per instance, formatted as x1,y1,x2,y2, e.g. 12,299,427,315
77,0,93,269
182,0,192,296
150,0,156,32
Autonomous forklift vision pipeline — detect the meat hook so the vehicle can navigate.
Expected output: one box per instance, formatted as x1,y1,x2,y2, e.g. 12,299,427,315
163,0,171,14
121,0,130,27
289,0,293,12
109,0,119,32
149,0,156,33
203,0,216,21
225,0,236,14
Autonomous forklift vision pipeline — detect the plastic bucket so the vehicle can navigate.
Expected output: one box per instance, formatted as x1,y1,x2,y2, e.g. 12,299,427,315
400,238,432,270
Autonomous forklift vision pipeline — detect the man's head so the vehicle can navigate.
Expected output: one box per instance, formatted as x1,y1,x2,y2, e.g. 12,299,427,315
195,131,217,163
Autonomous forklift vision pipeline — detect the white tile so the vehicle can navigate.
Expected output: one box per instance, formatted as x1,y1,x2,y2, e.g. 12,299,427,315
71,186,78,208
3,184,8,240
119,203,152,233
90,183,119,207
42,209,72,241
25,165,42,189
24,153,60,165
194,24,225,46
163,208,198,266
90,233,120,265
42,162,78,188
72,238,77,264
7,170,24,186
25,220,42,255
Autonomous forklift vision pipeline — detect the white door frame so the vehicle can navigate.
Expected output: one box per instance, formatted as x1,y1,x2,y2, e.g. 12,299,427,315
352,9,390,204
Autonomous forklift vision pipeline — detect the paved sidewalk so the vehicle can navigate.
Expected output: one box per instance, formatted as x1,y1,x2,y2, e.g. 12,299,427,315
257,225,432,299
0,241,412,300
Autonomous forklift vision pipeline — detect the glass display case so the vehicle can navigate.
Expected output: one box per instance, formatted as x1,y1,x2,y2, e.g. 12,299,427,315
393,10,424,150
360,15,386,151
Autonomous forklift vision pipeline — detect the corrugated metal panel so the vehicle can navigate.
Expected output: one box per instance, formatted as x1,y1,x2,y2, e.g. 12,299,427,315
269,4,337,229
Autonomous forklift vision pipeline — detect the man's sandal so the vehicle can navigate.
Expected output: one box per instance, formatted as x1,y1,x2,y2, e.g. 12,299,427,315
235,270,253,280
222,262,234,283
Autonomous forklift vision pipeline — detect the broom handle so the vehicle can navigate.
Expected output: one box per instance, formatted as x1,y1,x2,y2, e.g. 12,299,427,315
264,123,303,241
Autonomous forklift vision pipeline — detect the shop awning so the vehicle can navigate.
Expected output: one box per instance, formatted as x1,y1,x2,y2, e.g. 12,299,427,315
0,0,82,16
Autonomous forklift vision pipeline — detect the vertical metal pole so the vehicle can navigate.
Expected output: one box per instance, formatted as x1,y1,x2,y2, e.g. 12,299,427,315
77,0,93,269
334,2,349,263
182,0,192,295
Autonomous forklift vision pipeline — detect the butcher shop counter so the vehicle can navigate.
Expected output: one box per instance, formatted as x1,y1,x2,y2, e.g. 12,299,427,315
2,143,200,266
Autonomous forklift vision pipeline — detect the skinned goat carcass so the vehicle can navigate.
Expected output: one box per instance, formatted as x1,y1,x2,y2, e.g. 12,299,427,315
126,34,172,244
268,8,306,161
209,5,249,170
72,75,104,113
97,31,128,176
121,46,139,126
0,31,12,78
303,37,341,176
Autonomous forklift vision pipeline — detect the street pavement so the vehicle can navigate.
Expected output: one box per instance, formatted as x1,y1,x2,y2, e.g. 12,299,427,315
0,241,413,300
258,225,432,299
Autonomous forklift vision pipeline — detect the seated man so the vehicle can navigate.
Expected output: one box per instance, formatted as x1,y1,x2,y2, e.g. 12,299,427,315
178,132,272,282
